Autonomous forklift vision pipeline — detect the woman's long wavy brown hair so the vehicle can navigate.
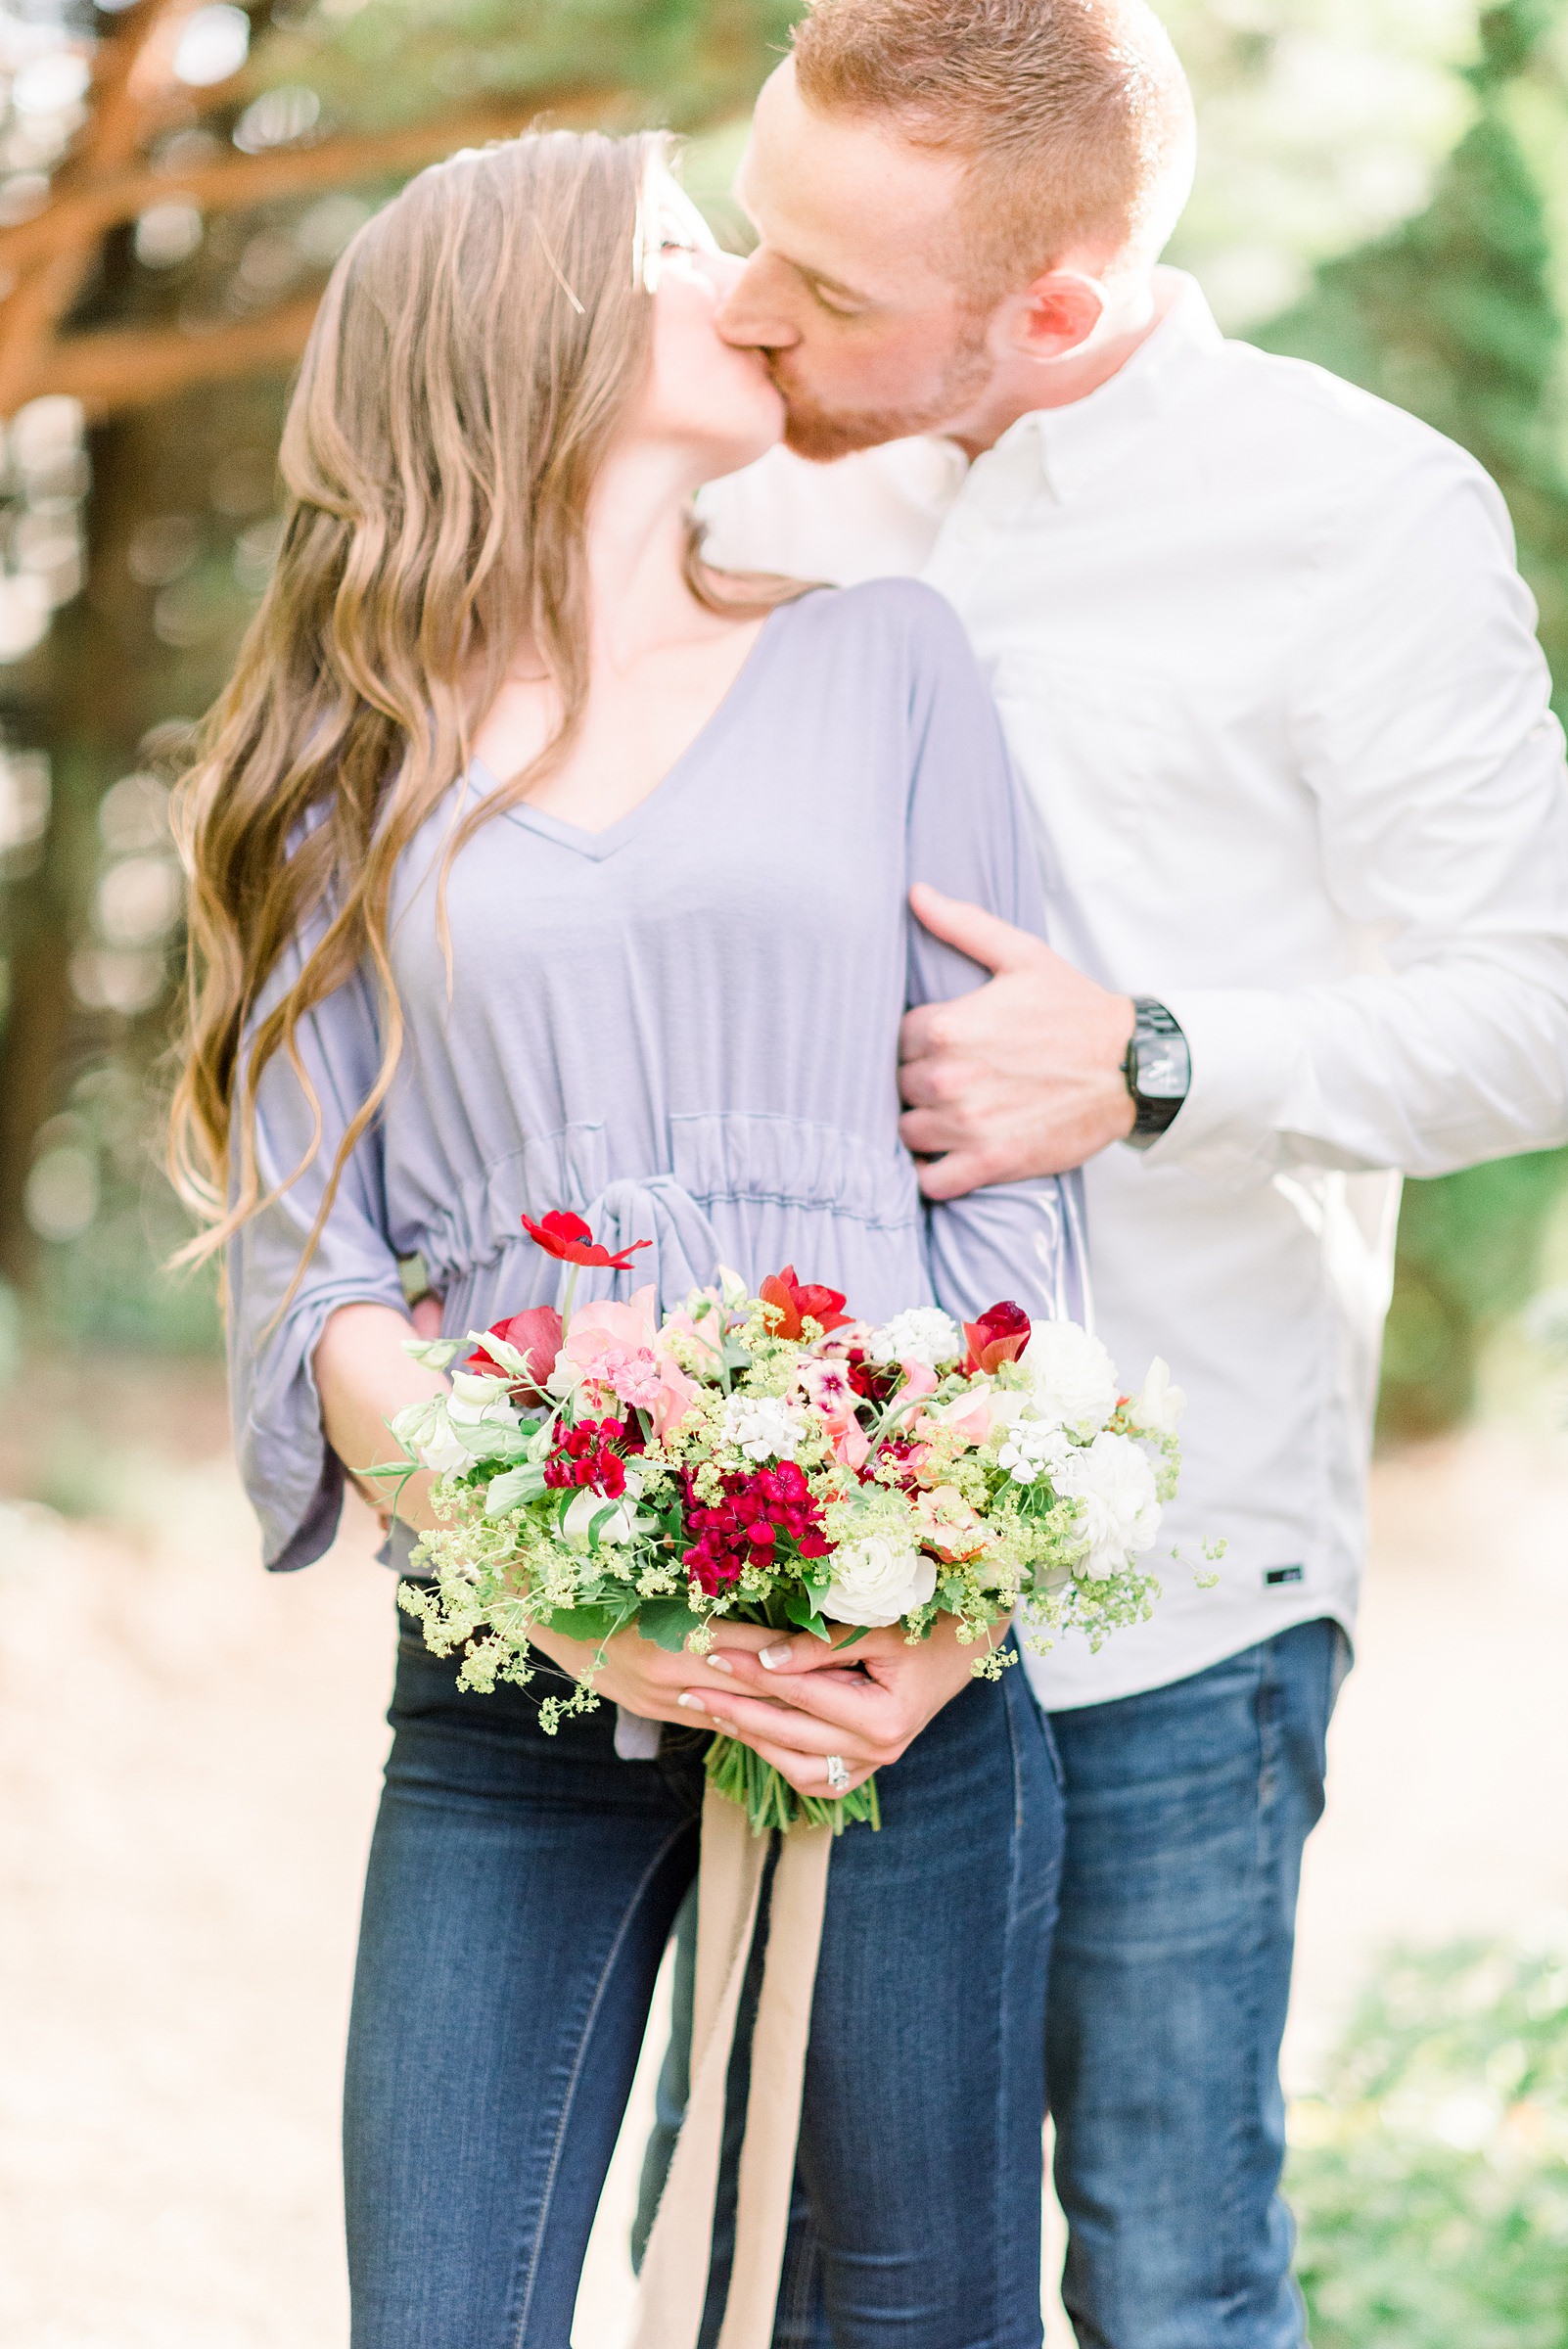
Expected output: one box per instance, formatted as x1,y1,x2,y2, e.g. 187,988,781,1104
169,127,791,1275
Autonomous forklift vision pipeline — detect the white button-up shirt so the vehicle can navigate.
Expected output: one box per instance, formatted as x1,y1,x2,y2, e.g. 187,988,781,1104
701,272,1568,1707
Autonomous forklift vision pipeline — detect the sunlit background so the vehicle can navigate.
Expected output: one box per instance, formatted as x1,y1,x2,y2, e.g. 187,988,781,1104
0,4,1565,2343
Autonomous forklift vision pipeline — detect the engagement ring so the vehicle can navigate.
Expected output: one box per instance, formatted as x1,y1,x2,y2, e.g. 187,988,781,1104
825,1754,851,1794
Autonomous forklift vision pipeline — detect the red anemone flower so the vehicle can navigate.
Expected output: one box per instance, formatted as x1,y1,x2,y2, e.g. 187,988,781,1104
465,1306,564,1393
758,1265,853,1342
962,1300,1032,1375
520,1210,652,1271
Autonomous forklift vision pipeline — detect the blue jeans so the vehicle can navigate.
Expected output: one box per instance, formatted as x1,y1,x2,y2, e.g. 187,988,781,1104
1045,1617,1350,2349
343,1619,1062,2349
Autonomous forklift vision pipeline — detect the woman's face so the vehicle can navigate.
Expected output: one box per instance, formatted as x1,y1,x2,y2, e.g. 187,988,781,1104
628,179,785,479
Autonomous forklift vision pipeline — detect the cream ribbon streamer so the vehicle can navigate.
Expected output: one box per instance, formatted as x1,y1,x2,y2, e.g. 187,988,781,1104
632,1786,834,2349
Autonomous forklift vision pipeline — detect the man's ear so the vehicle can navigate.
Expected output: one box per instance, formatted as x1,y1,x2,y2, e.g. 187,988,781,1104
1010,270,1107,362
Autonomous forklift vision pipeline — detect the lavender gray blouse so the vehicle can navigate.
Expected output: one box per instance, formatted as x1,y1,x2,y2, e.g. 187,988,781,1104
230,579,1087,1571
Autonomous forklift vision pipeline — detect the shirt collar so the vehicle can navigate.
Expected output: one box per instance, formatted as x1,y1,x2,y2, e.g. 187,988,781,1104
965,269,1224,506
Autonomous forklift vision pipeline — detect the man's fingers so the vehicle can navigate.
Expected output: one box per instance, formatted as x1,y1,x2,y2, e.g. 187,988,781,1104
912,1145,1008,1202
895,1049,979,1112
908,883,1046,977
898,1105,974,1156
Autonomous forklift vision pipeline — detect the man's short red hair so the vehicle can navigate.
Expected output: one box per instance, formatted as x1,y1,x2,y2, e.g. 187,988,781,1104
791,0,1194,294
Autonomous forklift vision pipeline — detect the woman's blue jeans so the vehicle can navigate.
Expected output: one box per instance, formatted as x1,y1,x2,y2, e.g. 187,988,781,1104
342,1619,1063,2349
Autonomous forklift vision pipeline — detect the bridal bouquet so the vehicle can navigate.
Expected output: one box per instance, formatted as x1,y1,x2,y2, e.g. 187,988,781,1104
382,1210,1189,1831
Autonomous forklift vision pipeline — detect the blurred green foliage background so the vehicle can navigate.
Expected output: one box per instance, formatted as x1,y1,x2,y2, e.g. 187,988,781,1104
1288,1941,1568,2347
0,0,1566,1434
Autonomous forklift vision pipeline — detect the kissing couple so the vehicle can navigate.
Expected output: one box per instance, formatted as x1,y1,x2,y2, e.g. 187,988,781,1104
176,0,1568,2344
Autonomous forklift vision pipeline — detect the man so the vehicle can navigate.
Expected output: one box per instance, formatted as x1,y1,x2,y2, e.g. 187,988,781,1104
676,2,1568,2341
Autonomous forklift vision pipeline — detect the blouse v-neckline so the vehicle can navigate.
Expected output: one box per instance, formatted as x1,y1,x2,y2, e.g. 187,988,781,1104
476,594,808,864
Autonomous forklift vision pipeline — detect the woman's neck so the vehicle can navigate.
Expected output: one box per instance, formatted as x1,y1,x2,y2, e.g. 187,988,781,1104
512,443,715,686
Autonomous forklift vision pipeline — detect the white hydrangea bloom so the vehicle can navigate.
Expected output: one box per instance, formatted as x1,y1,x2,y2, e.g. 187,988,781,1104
865,1307,963,1369
1054,1431,1162,1580
821,1536,938,1628
995,1418,1072,1487
720,1392,807,1462
1020,1321,1120,1437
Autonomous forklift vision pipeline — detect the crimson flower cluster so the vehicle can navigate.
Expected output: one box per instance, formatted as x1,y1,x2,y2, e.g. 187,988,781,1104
681,1462,832,1596
544,1418,629,1497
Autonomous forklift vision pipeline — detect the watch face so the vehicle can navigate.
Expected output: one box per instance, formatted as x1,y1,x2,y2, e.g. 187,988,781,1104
1135,1037,1190,1100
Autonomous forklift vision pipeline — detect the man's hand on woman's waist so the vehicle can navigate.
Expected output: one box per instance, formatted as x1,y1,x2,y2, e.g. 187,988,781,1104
899,883,1135,1194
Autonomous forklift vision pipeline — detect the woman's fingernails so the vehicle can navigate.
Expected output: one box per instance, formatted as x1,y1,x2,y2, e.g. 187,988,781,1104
677,1691,708,1713
705,1654,734,1675
760,1644,792,1672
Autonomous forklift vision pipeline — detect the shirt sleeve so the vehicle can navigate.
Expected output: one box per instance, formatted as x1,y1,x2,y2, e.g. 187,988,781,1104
899,584,1092,1329
226,944,408,1572
1155,445,1568,1183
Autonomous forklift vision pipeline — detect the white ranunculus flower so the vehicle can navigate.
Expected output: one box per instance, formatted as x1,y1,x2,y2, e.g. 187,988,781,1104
865,1307,963,1369
545,1354,584,1400
721,1393,807,1462
1020,1321,1120,1437
1128,1358,1186,1438
1054,1431,1162,1580
821,1535,938,1628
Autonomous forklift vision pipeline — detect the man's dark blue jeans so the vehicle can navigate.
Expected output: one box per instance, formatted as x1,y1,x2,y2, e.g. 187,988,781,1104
641,1615,1348,2347
1045,1616,1350,2348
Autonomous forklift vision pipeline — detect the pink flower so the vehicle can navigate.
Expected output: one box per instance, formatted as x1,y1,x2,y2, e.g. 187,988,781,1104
598,1346,665,1407
646,1362,702,1441
912,1485,991,1562
936,1389,995,1449
564,1289,659,1373
829,1419,872,1472
796,1355,858,1426
563,1288,702,1438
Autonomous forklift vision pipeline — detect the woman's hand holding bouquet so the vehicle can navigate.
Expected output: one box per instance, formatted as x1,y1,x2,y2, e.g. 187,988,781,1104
378,1211,1192,1832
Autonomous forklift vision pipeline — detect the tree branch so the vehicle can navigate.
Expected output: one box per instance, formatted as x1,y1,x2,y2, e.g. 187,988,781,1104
16,294,325,411
0,83,626,282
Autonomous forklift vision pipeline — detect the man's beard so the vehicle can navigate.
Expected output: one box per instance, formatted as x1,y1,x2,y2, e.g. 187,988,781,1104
771,329,993,463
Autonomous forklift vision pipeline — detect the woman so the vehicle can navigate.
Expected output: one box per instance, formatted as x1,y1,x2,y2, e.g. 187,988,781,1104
173,130,1080,2347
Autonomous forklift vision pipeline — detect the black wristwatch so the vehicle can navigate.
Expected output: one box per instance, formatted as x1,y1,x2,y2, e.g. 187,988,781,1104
1122,998,1190,1151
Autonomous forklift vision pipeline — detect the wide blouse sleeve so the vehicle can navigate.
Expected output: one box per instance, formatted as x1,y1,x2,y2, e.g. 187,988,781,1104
899,583,1091,1332
226,945,408,1572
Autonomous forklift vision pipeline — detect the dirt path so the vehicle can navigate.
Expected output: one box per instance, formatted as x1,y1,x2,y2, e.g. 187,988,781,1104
0,1376,1561,2345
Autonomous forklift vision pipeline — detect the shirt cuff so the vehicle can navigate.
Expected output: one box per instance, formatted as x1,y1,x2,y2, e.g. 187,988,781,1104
1141,988,1302,1182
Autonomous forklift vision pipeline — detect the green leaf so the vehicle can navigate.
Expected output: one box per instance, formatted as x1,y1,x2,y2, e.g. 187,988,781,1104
784,1588,831,1640
634,1597,710,1653
538,1603,626,1643
484,1461,546,1516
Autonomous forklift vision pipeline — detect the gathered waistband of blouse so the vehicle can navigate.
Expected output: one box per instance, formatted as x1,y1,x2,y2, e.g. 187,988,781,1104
414,1111,923,1299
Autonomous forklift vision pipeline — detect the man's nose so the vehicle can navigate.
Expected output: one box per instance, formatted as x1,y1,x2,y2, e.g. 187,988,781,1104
715,253,800,351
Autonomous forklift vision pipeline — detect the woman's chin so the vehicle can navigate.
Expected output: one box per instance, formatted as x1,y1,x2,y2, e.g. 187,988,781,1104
695,406,786,485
